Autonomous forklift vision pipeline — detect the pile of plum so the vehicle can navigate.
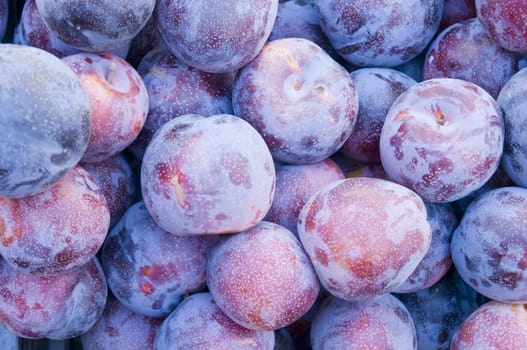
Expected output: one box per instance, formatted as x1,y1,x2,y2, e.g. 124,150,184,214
1,0,527,349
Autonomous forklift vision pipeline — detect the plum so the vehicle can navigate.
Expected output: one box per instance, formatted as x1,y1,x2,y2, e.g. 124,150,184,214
233,37,358,164
311,294,417,349
438,0,477,33
339,67,417,163
0,165,110,275
0,44,91,198
155,0,278,73
315,0,443,67
154,293,275,350
35,0,155,52
141,114,275,235
126,14,163,68
207,221,320,331
298,177,432,301
0,257,107,340
424,18,522,98
102,201,211,317
498,67,527,188
451,186,527,303
379,78,504,203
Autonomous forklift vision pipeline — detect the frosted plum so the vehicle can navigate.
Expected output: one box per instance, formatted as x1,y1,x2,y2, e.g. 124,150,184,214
155,0,278,73
0,258,107,340
380,78,504,203
451,186,527,303
35,0,155,52
141,114,275,235
498,68,527,187
451,301,527,349
0,165,110,276
0,44,91,198
298,177,432,301
233,38,358,164
264,159,344,236
311,294,417,350
207,221,320,331
316,0,443,67
340,67,417,163
80,294,163,350
476,0,527,52
81,154,137,228
154,293,275,350
394,202,458,293
102,201,211,317
424,18,522,98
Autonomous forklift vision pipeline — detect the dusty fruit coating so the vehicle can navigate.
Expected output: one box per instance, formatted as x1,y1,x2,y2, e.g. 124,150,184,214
0,44,91,198
207,221,320,331
0,165,110,276
141,114,275,235
298,177,432,301
380,78,504,203
155,0,278,73
451,186,527,303
451,301,527,349
154,293,275,350
233,38,358,164
311,294,417,350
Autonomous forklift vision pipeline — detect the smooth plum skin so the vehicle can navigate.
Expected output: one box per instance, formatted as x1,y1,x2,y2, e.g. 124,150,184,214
424,18,522,99
80,294,163,350
35,0,155,52
476,0,527,53
0,44,91,198
62,52,149,163
498,68,527,188
233,38,358,164
155,0,278,73
451,186,527,303
102,201,211,318
311,294,417,350
340,67,417,163
0,165,110,276
379,78,504,203
451,301,527,349
316,0,443,67
0,258,107,340
0,0,8,41
298,177,432,301
141,114,275,235
154,293,275,350
207,221,320,331
438,0,477,33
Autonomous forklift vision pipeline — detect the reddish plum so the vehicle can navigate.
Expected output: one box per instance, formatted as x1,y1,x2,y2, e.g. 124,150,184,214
154,293,275,350
207,221,320,331
141,114,275,235
340,67,417,163
424,18,522,98
0,165,110,275
379,78,504,203
298,177,432,301
345,162,389,180
498,67,527,187
476,0,527,52
311,294,417,349
62,52,149,163
451,301,527,349
233,37,358,164
0,44,91,198
264,159,344,236
451,186,527,303
0,258,107,339
102,201,211,317
80,294,163,350
315,0,443,67
35,0,155,51
155,0,278,73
